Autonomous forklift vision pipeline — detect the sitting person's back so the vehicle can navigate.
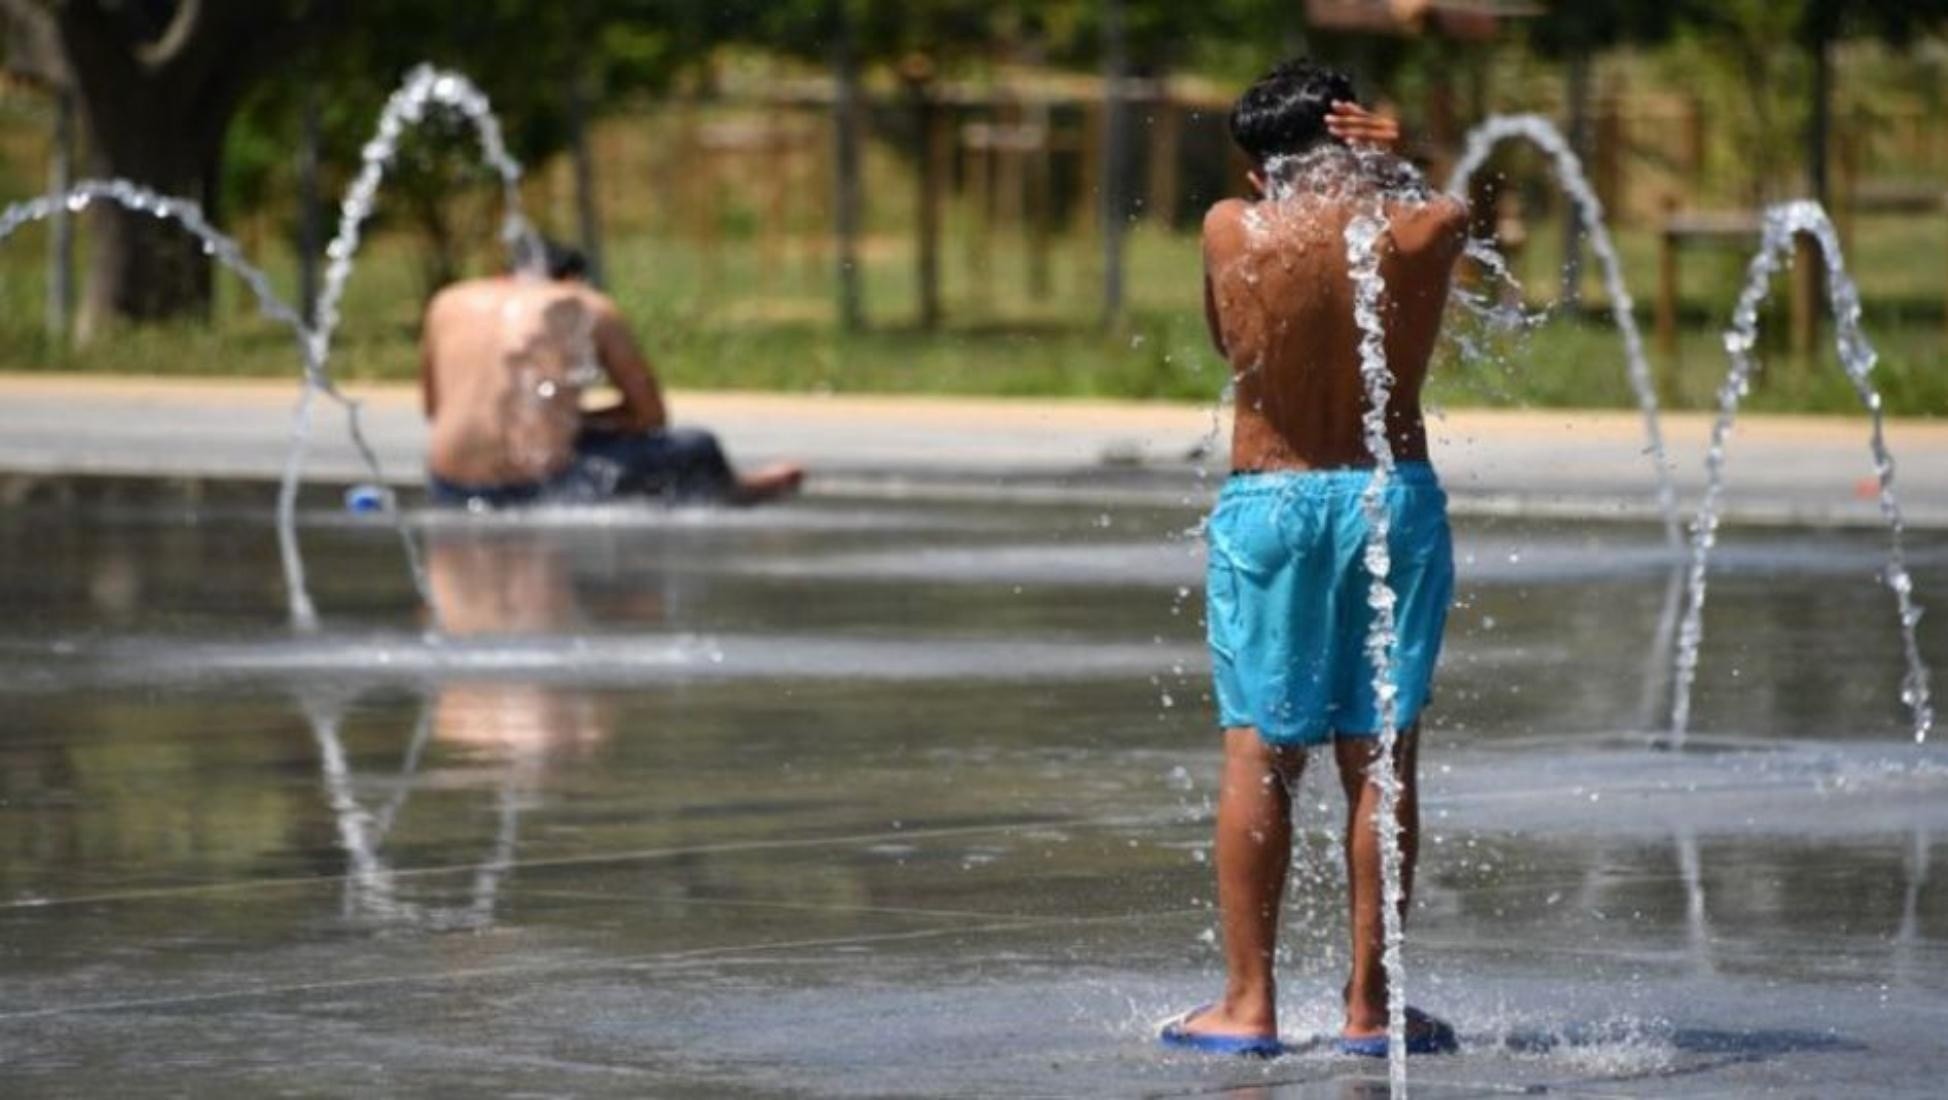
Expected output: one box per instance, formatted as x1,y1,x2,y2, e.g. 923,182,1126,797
422,277,596,489
418,242,802,508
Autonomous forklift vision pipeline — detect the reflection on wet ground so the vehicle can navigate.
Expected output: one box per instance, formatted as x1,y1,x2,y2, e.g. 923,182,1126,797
1,494,1944,1096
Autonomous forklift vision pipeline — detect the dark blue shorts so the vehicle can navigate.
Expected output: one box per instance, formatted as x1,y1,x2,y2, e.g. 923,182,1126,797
427,427,735,509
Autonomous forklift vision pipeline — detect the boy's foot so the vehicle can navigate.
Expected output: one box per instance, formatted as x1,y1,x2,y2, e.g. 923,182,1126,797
733,464,806,504
1157,1004,1284,1058
1337,1006,1458,1057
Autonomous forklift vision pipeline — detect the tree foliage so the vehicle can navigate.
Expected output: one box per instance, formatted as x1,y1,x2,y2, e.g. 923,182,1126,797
0,0,341,327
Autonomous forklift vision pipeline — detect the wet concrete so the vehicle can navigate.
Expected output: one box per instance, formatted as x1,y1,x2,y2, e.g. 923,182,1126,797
1,493,1945,1096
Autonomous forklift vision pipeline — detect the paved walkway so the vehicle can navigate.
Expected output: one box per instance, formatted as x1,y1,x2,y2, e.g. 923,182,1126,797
1,373,1944,526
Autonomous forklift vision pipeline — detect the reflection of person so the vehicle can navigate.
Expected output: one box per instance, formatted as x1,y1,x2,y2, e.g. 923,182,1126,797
1159,61,1466,1059
426,530,613,760
419,243,804,509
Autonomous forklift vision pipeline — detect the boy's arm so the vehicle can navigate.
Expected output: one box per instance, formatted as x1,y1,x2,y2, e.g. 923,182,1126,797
1325,100,1401,150
1203,268,1227,360
583,298,668,433
420,336,438,420
1387,194,1470,263
419,297,442,420
1201,200,1245,360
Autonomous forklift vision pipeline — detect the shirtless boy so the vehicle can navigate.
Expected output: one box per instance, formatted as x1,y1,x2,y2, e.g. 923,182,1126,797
1158,60,1468,1058
420,243,803,508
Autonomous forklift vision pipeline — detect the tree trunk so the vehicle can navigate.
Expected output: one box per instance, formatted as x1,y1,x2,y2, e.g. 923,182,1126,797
45,88,74,345
297,82,322,320
76,108,223,336
30,1,333,335
569,67,606,288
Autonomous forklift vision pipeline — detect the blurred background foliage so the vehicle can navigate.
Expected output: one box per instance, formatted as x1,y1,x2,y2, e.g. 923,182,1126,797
0,0,1942,413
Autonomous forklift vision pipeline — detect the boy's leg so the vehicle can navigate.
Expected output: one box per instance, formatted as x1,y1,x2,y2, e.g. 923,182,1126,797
1333,727,1420,1039
1179,726,1305,1038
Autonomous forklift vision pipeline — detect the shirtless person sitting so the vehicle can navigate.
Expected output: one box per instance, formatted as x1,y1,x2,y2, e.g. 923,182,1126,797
1156,61,1469,1059
420,243,803,508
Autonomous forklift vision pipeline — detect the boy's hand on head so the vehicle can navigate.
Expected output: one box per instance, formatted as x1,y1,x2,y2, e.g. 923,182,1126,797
1326,101,1400,151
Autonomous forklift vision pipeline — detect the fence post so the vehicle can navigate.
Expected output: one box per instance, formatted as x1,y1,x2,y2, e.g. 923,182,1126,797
1655,201,1679,371
1100,0,1129,331
832,6,865,332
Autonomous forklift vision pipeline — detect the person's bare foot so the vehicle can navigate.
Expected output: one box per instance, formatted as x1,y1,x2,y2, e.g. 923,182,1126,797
1344,979,1387,1039
1172,997,1276,1041
733,463,805,504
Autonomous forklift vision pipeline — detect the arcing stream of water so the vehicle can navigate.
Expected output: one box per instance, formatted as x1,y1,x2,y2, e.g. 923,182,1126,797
1446,115,1681,550
0,179,403,630
1669,201,1934,746
309,64,538,375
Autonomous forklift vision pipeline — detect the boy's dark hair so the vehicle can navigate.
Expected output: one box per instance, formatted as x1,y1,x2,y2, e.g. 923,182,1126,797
541,238,590,282
1229,59,1358,165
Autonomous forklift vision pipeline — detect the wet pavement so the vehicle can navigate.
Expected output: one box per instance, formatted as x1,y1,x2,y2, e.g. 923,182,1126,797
2,491,1946,1097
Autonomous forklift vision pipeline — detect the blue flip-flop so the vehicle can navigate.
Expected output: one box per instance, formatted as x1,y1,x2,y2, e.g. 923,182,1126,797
1157,1005,1286,1058
1335,1007,1459,1057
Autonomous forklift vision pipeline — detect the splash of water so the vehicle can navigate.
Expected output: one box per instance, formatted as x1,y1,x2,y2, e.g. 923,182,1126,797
1447,115,1682,551
0,179,416,630
1669,200,1933,745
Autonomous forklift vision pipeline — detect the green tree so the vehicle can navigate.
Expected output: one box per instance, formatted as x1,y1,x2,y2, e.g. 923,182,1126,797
1664,0,1948,201
724,0,1029,330
231,1,715,297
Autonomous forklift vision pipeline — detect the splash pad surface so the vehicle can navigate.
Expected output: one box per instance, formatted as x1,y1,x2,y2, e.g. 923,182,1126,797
2,490,1944,1096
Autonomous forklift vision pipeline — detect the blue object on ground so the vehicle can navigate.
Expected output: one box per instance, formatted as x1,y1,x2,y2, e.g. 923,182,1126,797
1156,1006,1285,1058
1334,1007,1459,1057
344,484,388,514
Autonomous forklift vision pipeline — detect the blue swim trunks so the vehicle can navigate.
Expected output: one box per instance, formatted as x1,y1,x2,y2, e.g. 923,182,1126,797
1206,463,1455,746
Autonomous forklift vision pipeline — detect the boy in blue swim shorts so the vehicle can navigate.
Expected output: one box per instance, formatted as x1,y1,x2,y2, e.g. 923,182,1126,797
1158,61,1468,1059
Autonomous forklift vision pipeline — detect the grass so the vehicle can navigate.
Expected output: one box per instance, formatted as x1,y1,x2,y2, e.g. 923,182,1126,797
0,202,1940,418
